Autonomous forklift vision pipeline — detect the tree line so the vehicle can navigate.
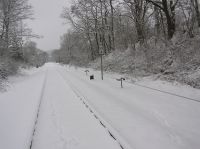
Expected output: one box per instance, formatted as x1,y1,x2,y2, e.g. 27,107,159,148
54,0,200,67
0,0,47,79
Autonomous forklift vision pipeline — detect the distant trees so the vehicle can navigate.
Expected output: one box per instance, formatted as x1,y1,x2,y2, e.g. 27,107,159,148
53,31,89,65
23,41,47,67
0,0,33,59
61,0,120,60
0,0,47,80
55,0,200,68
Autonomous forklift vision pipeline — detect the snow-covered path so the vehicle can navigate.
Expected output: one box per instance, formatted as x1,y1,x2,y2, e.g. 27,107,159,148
0,63,200,149
57,64,200,149
31,64,121,149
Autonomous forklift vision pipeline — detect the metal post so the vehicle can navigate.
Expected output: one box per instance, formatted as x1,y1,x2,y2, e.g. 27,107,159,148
99,27,104,81
85,70,89,76
100,53,103,80
116,78,125,88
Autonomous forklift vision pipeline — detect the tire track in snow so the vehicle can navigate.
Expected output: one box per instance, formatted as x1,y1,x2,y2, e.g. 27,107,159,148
29,70,48,149
57,69,133,149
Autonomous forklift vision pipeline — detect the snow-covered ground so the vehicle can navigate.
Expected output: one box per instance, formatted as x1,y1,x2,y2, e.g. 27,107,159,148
0,63,200,149
0,66,47,149
59,64,200,149
31,64,121,149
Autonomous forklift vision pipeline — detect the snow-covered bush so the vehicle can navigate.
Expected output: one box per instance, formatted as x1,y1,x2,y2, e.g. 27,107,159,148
0,57,19,79
89,33,200,88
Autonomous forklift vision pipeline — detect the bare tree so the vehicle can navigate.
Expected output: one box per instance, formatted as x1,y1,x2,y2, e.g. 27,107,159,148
109,0,115,50
191,0,200,27
146,0,179,39
179,0,196,37
124,0,149,43
0,0,32,56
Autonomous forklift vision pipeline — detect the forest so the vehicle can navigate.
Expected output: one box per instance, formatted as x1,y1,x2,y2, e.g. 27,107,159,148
0,0,47,81
53,0,200,88
0,1,200,149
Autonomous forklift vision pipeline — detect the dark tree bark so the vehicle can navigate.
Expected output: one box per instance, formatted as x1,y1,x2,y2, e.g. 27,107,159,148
146,0,179,39
124,0,147,43
109,0,115,51
193,0,200,27
154,6,160,36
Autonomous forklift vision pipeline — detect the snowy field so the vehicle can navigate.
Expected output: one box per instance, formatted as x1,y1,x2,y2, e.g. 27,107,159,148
0,63,200,149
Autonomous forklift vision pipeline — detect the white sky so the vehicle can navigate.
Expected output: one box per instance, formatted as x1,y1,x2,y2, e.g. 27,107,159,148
27,0,71,51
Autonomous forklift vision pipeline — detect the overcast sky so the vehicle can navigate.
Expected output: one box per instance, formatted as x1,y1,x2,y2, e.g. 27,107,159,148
27,0,71,51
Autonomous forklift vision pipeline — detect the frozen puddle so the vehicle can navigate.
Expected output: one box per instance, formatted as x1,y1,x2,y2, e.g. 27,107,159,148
31,66,121,149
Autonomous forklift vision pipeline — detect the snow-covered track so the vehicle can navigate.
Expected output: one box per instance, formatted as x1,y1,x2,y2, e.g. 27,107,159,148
1,63,199,149
57,70,133,149
29,70,48,149
57,65,200,149
31,64,123,149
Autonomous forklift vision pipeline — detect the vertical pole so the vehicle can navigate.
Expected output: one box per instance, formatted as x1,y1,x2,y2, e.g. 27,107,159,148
121,79,123,88
101,53,103,80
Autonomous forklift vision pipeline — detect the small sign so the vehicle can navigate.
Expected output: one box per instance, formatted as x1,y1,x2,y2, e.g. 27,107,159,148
99,49,104,55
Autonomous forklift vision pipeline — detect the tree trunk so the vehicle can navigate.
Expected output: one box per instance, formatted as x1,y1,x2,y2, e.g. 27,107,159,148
86,31,94,60
146,0,176,39
5,19,9,49
194,0,200,27
154,6,160,37
135,19,145,43
166,15,175,39
129,0,146,43
94,6,100,57
163,0,176,39
109,0,115,51
99,0,107,54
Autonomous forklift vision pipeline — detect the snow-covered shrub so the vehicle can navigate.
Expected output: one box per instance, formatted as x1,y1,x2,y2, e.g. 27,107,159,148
0,57,19,79
89,33,200,88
